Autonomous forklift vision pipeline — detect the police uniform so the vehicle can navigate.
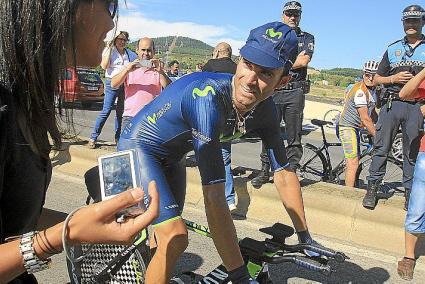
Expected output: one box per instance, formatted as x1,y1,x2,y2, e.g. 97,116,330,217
367,36,425,193
258,27,315,170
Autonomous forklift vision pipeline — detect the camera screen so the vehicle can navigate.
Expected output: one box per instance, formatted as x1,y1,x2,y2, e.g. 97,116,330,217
100,154,134,197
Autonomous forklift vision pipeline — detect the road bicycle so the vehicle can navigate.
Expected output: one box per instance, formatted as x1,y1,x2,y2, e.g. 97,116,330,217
175,220,348,283
322,108,404,164
299,119,403,192
68,217,348,284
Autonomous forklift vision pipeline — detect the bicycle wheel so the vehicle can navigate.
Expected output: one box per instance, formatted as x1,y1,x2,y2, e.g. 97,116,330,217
356,156,403,192
390,132,403,163
298,143,327,182
323,109,341,129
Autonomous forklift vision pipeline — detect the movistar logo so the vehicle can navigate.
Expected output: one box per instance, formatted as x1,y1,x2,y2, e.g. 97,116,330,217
147,113,157,124
147,102,171,124
266,28,282,39
192,85,216,99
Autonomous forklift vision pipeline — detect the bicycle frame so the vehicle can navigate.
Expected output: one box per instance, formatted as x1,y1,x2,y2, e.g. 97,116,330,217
184,219,269,282
309,122,373,183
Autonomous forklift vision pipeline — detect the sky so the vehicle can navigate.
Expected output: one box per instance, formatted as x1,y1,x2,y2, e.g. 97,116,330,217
112,0,422,70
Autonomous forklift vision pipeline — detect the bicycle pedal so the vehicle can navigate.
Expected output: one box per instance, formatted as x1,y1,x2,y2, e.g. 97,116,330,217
239,238,266,257
260,223,294,243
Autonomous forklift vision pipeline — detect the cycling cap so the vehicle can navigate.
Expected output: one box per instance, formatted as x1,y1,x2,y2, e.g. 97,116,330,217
402,5,425,21
283,1,302,14
239,22,298,69
363,60,380,74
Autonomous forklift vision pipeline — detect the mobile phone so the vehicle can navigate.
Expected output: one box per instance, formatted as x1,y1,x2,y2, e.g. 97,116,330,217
98,150,145,218
135,59,153,68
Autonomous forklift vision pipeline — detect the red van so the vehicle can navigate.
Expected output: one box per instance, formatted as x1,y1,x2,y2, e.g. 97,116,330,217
58,67,104,107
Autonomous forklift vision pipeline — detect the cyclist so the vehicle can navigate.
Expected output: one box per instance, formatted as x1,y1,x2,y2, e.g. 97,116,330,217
118,22,322,283
337,61,379,187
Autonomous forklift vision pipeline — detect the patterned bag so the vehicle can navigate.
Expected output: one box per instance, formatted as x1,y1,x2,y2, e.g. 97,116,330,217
67,239,149,284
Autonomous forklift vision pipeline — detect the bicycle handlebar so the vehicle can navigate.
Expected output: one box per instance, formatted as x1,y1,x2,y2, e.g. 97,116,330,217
263,255,333,275
279,243,349,263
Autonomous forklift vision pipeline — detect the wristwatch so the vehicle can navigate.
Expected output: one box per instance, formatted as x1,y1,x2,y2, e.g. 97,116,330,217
20,231,51,274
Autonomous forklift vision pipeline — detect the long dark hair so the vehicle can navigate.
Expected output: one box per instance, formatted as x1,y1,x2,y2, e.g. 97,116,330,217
0,0,82,158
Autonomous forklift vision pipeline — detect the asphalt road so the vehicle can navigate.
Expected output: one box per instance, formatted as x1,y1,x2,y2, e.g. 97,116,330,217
35,171,425,283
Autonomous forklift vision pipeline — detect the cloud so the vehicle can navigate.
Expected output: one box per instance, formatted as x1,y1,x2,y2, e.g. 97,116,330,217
106,11,244,55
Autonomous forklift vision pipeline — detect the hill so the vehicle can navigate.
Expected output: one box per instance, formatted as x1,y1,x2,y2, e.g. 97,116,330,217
122,36,360,96
128,36,214,70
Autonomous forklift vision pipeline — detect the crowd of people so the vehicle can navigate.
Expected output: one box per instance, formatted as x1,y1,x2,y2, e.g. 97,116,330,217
0,0,424,283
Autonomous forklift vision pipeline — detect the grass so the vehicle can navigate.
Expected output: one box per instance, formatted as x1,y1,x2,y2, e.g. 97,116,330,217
310,84,345,99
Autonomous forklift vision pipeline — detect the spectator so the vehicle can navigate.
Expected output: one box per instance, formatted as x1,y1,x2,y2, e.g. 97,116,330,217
0,0,159,282
397,67,425,281
203,42,237,74
195,63,203,72
337,61,379,187
87,31,137,149
364,4,425,210
251,1,315,188
111,37,171,130
202,42,237,211
167,60,180,81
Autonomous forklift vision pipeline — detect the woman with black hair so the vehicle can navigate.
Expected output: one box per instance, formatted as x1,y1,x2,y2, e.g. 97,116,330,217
0,1,158,282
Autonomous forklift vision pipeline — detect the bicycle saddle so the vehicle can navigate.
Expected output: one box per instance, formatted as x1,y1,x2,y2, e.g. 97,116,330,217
311,119,332,126
259,223,294,244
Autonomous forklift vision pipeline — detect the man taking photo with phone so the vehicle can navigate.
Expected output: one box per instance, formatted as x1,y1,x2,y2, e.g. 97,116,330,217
111,37,171,132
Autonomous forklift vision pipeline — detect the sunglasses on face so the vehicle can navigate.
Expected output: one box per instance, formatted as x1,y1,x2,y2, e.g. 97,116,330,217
106,0,118,18
116,37,128,42
284,11,300,18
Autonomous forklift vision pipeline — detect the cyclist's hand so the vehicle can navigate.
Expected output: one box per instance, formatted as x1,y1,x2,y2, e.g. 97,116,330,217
66,181,159,245
392,71,413,84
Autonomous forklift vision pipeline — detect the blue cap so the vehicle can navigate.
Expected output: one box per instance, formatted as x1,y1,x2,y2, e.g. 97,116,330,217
240,22,298,69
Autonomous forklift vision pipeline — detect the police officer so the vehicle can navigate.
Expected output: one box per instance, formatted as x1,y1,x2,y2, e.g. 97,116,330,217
251,1,315,188
363,4,425,210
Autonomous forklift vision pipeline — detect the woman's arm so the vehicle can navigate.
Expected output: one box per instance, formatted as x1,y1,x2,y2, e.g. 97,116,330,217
399,68,425,100
0,183,159,283
100,44,114,70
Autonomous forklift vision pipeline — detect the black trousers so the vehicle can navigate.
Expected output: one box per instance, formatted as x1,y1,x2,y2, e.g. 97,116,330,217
367,100,422,189
260,88,305,170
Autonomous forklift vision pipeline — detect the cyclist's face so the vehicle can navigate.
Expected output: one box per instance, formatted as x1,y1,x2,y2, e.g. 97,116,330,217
282,11,301,28
232,58,290,113
72,0,115,67
363,73,375,87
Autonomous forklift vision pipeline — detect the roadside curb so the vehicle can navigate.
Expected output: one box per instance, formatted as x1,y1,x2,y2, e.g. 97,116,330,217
51,141,424,266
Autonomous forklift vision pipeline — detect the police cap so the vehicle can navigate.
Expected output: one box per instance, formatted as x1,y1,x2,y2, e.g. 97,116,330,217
402,4,425,21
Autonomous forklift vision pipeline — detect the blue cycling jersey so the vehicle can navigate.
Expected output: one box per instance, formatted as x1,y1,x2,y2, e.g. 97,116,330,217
118,72,288,225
